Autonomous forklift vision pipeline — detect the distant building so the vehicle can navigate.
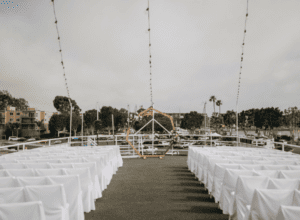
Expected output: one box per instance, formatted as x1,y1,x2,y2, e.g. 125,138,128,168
0,106,58,133
21,108,36,130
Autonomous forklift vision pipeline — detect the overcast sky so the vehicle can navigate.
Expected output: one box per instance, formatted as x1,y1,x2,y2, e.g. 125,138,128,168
1,0,299,116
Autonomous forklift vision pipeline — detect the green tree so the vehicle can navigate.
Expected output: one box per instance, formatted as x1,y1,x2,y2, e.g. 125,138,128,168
36,119,46,137
65,114,81,136
115,108,128,131
180,111,204,130
223,110,236,136
0,92,12,110
49,114,67,137
84,109,98,135
10,122,21,137
216,100,222,115
0,90,29,111
99,106,119,133
53,96,81,115
94,120,102,138
209,96,217,114
210,115,223,133
137,107,146,114
254,107,283,137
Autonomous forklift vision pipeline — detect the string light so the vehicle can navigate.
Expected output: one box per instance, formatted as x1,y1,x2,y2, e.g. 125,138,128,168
236,0,249,105
51,0,71,100
146,0,153,107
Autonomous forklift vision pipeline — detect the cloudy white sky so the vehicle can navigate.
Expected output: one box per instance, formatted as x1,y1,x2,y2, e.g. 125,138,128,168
1,0,300,116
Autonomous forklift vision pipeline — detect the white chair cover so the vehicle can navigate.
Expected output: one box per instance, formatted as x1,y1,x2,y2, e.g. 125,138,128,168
48,175,84,220
24,184,69,220
16,177,49,187
267,178,300,190
245,189,295,220
253,160,275,165
0,163,26,169
49,163,74,169
276,205,300,220
279,170,300,179
220,169,255,214
288,165,300,170
64,168,95,212
263,165,289,170
0,170,9,177
211,164,240,203
0,201,46,220
0,177,17,188
72,162,102,199
229,175,269,220
25,163,51,169
207,159,230,193
253,170,279,178
6,169,35,177
35,169,66,176
0,187,25,203
240,165,264,170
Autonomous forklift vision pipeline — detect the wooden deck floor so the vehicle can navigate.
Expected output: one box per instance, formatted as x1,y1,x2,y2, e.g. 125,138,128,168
85,156,228,220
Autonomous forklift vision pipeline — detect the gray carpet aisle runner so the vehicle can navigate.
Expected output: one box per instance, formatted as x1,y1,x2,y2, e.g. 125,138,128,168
85,156,229,220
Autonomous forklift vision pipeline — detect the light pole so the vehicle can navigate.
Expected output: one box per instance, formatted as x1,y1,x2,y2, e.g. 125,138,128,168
97,102,99,120
236,106,239,147
81,112,84,146
69,99,72,139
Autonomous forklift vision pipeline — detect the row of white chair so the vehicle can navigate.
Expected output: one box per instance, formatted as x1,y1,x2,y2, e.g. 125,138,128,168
0,145,123,220
187,147,300,220
0,184,69,220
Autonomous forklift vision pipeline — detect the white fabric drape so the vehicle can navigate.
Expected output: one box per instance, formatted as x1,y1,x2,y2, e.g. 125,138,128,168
0,145,123,220
187,146,300,220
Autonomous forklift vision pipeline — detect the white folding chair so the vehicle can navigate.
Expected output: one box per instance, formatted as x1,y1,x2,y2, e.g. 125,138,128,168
0,163,26,169
279,170,300,179
0,177,18,188
0,187,25,203
219,169,255,214
49,163,74,169
24,184,69,220
245,189,295,220
72,162,101,199
229,175,269,220
24,163,51,169
64,168,95,212
211,163,240,203
267,179,300,190
6,169,36,177
35,168,66,176
0,201,46,220
276,205,300,220
48,175,84,220
16,176,49,187
253,170,280,178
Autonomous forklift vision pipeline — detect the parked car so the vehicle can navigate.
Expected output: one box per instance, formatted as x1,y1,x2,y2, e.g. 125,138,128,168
53,140,62,144
26,138,36,142
142,140,169,148
8,136,21,141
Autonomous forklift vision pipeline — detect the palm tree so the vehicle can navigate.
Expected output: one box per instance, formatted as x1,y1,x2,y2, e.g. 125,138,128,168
216,100,222,115
209,96,217,113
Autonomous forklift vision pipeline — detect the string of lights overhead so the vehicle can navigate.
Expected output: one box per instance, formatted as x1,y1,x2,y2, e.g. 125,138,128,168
146,0,153,107
51,0,71,100
236,0,249,106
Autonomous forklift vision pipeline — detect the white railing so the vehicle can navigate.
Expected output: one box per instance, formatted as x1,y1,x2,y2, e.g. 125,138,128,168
1,134,299,156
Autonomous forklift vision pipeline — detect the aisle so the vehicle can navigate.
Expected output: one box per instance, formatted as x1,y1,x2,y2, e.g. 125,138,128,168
85,156,228,220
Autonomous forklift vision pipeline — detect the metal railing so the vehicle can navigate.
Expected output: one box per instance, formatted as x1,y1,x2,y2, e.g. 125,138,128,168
1,134,300,157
